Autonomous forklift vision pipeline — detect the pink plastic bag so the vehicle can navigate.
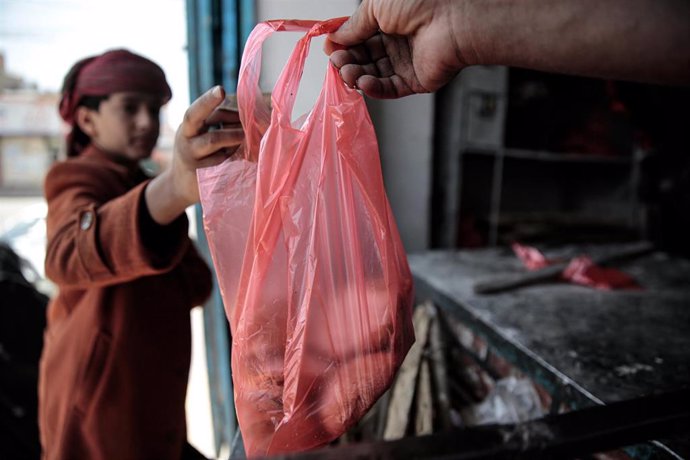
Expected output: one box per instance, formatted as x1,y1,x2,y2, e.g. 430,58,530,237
197,18,415,457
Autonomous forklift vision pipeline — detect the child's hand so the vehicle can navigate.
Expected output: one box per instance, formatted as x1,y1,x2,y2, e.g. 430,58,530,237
145,86,245,225
205,94,242,129
171,86,245,207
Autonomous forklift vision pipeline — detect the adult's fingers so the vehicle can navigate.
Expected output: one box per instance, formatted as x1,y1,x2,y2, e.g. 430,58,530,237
327,35,379,65
338,63,367,89
328,0,379,46
187,127,245,160
329,49,357,70
337,64,414,98
180,85,225,138
323,38,345,56
357,74,414,99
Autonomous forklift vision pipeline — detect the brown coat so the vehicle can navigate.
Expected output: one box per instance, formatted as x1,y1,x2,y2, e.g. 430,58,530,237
38,146,212,460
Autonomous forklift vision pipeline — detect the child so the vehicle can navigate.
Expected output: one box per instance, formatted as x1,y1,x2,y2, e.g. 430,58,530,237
38,49,243,460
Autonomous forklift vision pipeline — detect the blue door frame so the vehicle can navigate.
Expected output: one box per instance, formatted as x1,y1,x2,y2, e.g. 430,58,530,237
185,0,254,455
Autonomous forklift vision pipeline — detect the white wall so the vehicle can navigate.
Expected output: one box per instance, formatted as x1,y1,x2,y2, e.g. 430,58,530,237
368,95,434,251
256,0,358,118
255,0,433,252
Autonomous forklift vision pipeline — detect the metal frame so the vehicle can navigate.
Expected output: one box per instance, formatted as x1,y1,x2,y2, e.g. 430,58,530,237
185,0,254,455
413,275,686,459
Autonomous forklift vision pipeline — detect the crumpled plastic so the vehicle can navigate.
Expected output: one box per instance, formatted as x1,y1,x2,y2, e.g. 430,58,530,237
465,376,545,425
511,242,640,290
561,255,641,290
510,242,553,271
197,18,415,457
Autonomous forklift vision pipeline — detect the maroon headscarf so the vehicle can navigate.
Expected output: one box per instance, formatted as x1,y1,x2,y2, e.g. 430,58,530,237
59,49,172,156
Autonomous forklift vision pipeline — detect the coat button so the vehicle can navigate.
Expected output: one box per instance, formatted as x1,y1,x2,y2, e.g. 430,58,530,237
80,211,94,230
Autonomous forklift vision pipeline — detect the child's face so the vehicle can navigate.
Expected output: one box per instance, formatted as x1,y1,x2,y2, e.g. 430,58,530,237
80,92,163,162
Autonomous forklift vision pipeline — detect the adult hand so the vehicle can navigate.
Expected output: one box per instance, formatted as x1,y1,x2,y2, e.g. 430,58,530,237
326,0,472,98
330,0,690,91
146,86,245,225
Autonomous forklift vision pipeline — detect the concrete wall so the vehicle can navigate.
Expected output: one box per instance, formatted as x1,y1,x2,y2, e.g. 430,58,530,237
367,95,433,252
255,0,433,252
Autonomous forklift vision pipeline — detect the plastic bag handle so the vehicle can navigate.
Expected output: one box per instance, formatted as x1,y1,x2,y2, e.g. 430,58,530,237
237,17,348,161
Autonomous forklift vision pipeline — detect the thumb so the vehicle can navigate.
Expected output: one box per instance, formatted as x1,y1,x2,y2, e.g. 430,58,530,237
180,85,225,138
328,0,379,46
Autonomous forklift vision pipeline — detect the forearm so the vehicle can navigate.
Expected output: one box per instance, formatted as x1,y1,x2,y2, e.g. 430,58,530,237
464,0,690,85
145,169,193,226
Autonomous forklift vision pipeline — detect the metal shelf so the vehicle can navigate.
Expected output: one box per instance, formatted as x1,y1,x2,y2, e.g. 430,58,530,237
457,146,645,245
463,145,634,165
433,66,646,248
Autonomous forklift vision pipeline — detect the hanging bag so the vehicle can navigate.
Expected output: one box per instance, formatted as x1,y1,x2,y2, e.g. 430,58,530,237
198,18,414,457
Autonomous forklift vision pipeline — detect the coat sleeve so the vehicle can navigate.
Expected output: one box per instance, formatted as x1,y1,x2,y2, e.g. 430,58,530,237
44,161,191,289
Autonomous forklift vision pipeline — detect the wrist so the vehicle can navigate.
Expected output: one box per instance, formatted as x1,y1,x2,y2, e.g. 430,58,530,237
145,169,191,226
451,0,486,67
455,0,515,68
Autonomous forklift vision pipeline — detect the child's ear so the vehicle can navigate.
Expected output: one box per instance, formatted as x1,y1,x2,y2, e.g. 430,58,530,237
75,106,97,137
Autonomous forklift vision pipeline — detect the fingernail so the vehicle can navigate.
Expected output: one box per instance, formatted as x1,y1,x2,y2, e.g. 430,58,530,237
212,86,223,98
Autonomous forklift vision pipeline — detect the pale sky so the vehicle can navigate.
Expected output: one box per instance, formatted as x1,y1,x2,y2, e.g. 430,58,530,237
0,0,190,125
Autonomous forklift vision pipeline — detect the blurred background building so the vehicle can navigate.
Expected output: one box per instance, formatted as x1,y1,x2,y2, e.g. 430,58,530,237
0,53,61,195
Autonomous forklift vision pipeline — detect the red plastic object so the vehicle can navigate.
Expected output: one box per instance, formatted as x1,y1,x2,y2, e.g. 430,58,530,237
562,256,641,290
511,242,552,270
197,18,415,457
512,243,640,290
